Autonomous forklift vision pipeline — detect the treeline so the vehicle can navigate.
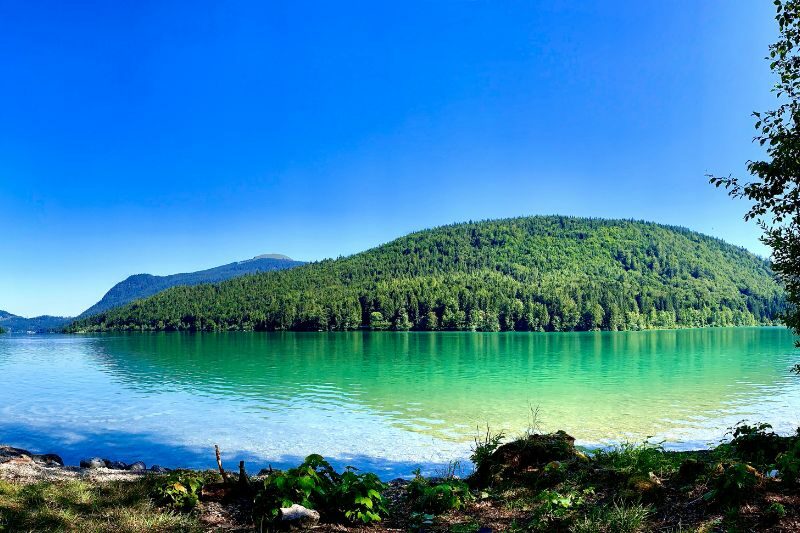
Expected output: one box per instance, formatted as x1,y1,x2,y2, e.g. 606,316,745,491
67,216,786,333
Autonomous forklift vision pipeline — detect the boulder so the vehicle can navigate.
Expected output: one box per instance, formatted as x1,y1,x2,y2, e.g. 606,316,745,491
31,453,64,467
472,430,579,487
127,461,147,472
279,504,320,526
150,465,169,473
107,461,128,470
625,472,664,502
80,457,107,469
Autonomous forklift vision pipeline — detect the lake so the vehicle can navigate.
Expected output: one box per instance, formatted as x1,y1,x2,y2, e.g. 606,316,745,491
1,328,798,478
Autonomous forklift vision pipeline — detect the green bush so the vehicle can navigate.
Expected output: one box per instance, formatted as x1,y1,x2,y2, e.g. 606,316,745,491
333,467,388,524
703,462,759,505
776,438,800,484
253,455,387,526
729,422,784,466
406,471,474,515
470,425,505,472
152,471,211,511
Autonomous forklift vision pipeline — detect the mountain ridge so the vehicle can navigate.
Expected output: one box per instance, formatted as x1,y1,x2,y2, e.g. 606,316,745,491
68,215,786,333
78,255,305,318
1,254,304,331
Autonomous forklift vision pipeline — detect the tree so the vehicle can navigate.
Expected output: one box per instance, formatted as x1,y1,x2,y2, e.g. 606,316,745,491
710,0,799,349
392,309,412,330
0,326,5,334
369,311,390,330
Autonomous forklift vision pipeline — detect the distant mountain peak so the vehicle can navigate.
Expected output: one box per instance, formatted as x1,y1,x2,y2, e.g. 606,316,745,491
250,253,294,261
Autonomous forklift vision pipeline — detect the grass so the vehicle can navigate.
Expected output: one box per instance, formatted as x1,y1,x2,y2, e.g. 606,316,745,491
570,501,651,533
0,478,203,532
591,441,685,478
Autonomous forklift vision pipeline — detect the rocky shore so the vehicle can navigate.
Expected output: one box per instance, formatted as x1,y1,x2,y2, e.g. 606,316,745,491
0,445,170,484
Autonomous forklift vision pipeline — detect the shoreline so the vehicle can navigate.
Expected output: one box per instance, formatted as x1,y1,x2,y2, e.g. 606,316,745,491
2,426,800,532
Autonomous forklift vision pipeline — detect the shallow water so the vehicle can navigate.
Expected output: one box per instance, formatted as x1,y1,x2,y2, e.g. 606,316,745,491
0,328,798,478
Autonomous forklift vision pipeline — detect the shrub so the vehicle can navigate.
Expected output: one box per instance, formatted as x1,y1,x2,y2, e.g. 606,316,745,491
152,471,212,511
729,422,785,466
470,425,505,472
333,467,388,524
703,462,759,505
776,438,800,484
406,471,474,515
766,502,787,521
253,455,387,526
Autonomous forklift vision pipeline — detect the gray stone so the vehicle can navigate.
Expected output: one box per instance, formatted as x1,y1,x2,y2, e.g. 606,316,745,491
127,461,147,472
107,461,128,470
32,454,64,467
80,457,107,469
150,465,169,473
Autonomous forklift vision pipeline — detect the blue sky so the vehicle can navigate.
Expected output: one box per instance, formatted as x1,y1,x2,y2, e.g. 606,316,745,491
0,1,779,317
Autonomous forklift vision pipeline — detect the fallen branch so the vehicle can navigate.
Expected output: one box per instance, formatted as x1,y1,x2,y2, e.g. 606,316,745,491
214,444,230,484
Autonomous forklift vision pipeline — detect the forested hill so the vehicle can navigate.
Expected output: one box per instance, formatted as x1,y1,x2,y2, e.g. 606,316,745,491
68,217,786,333
78,255,305,317
0,311,71,333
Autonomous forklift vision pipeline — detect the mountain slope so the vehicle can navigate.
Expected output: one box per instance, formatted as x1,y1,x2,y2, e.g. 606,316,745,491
68,216,786,333
79,255,305,317
0,312,71,333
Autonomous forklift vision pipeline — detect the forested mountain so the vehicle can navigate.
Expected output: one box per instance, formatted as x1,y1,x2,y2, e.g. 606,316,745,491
0,311,71,333
79,255,305,317
68,216,786,333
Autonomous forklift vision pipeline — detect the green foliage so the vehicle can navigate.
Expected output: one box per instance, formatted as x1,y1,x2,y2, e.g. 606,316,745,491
0,326,5,334
406,471,474,515
709,1,800,348
252,454,387,525
470,425,505,473
776,437,800,484
253,454,338,520
767,502,787,521
152,471,210,511
68,217,785,333
334,468,388,524
592,442,681,478
703,462,759,505
571,501,650,533
729,422,785,466
535,488,586,520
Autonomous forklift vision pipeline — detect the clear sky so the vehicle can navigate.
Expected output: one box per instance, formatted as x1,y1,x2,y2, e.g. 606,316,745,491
0,1,780,317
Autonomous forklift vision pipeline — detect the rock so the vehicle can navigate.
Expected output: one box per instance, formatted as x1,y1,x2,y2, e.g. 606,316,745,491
127,461,147,472
107,461,128,470
472,430,579,487
31,454,64,467
0,446,32,458
150,465,169,473
80,457,107,469
625,472,664,502
279,504,320,526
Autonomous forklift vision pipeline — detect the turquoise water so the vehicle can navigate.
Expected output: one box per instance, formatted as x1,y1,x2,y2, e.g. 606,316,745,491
0,328,798,478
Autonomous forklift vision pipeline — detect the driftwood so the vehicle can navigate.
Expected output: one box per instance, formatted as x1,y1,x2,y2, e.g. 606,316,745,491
214,444,231,484
238,460,250,491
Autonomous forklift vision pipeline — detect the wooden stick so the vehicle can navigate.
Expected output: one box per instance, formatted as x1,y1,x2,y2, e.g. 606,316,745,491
214,444,230,483
238,460,249,490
